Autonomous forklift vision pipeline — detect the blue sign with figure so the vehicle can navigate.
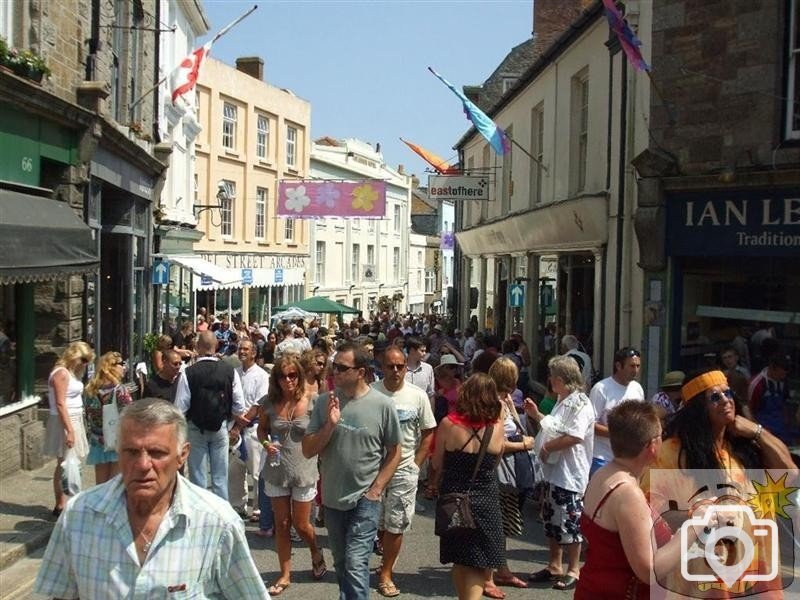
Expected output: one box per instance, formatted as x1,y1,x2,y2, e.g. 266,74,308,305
152,261,169,285
200,275,213,286
509,283,525,308
241,268,253,285
275,268,284,284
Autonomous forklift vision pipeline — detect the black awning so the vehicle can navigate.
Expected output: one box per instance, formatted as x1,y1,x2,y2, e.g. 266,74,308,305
0,188,99,285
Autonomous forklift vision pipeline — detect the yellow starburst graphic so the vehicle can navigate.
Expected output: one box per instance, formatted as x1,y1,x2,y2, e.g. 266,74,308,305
351,184,378,212
747,471,798,520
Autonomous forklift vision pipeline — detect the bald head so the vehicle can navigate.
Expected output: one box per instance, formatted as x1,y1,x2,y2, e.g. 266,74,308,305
197,331,218,355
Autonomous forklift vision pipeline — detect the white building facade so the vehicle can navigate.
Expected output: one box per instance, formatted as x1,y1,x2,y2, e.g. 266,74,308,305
454,2,651,378
309,138,412,317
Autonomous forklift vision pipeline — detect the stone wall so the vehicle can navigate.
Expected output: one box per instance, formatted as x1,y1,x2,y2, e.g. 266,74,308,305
650,0,800,174
0,406,43,480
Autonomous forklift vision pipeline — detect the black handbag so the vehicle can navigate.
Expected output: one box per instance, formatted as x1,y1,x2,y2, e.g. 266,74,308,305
435,424,493,536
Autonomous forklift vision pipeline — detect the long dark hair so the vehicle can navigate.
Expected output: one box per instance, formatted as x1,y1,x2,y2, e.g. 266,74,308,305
664,369,760,470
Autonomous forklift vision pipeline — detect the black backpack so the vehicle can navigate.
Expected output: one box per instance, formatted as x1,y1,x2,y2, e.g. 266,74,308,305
184,360,234,432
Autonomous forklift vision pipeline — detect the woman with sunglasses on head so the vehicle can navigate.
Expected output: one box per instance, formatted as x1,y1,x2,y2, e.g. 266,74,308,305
641,368,794,598
44,342,95,516
83,351,133,484
257,355,326,596
300,349,329,396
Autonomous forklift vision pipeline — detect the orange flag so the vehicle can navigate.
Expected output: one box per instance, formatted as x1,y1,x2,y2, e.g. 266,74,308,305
400,138,460,174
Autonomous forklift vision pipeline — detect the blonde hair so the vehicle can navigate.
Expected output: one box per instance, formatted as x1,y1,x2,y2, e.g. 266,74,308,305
85,351,123,397
488,356,519,395
55,341,94,376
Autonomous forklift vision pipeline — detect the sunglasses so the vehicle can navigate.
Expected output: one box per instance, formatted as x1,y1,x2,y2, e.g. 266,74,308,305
114,361,125,367
315,361,326,367
708,388,734,404
385,364,406,371
278,372,299,381
620,348,641,358
332,363,358,373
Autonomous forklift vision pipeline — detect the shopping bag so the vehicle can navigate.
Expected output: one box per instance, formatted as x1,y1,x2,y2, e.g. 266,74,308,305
102,387,120,452
60,448,82,496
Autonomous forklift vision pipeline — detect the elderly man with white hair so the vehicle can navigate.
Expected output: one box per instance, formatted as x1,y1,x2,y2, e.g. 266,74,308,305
34,398,268,599
561,334,593,389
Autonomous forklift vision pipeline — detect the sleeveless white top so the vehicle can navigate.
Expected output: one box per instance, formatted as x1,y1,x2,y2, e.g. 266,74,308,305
48,366,85,416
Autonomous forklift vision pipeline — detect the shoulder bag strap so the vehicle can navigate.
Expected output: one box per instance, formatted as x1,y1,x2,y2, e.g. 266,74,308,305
466,423,494,492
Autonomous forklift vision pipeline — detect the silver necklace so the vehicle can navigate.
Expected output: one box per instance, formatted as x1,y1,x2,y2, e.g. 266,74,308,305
140,530,153,554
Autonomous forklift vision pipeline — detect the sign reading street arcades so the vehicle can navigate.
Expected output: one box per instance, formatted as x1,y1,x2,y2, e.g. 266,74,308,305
428,175,490,202
667,192,800,257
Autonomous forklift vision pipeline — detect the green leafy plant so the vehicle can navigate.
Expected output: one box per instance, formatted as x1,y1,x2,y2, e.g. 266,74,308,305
0,38,51,81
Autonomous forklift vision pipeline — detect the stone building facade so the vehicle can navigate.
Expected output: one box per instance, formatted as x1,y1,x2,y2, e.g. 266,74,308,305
633,0,800,390
0,0,168,478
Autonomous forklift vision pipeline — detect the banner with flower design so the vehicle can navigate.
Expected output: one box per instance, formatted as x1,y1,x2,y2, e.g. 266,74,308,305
277,180,387,218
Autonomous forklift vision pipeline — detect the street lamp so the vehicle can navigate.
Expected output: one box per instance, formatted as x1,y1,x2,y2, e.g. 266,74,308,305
312,285,320,296
194,181,229,218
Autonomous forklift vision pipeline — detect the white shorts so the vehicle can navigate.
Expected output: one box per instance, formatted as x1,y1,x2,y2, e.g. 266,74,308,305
263,479,317,502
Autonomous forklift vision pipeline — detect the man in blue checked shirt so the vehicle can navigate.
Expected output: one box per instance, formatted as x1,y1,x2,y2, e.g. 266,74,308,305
34,398,269,599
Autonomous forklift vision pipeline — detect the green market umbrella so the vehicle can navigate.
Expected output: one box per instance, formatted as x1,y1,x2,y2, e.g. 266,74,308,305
273,296,360,315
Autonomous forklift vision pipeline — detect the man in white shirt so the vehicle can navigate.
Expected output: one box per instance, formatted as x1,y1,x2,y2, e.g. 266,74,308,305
228,339,269,516
588,346,644,476
561,334,593,390
174,331,247,500
372,347,436,598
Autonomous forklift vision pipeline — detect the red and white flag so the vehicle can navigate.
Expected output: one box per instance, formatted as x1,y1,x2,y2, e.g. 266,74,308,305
169,41,212,104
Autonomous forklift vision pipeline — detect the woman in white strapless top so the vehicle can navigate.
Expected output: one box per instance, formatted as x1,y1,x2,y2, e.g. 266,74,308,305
44,341,94,516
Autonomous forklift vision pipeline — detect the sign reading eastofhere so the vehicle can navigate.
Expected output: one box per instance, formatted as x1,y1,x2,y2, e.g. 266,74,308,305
428,175,490,202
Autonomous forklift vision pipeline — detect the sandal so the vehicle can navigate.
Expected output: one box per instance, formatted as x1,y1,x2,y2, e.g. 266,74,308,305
552,575,579,591
528,568,560,583
494,574,528,588
268,582,291,596
311,552,327,580
377,581,401,597
482,585,506,599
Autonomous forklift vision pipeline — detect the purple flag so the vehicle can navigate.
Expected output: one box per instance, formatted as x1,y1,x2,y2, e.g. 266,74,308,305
602,0,650,71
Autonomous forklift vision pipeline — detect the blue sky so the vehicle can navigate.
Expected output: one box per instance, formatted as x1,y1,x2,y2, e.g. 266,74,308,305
199,0,533,180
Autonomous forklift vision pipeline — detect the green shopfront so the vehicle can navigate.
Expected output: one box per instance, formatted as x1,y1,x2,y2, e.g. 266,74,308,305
0,103,97,411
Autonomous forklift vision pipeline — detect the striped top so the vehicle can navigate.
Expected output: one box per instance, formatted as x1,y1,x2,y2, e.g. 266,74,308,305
34,474,268,599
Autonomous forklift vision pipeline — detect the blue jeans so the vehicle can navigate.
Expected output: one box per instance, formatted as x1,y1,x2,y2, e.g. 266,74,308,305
187,423,229,500
257,474,275,530
325,496,382,600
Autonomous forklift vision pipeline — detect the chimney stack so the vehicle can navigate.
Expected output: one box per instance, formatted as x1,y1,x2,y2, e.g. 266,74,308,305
398,164,405,175
532,0,585,54
235,56,264,81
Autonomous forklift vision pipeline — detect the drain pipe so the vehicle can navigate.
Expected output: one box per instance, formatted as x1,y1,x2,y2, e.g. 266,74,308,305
613,56,628,353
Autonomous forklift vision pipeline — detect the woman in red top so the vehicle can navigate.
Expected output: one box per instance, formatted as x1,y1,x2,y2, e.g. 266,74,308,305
576,401,692,599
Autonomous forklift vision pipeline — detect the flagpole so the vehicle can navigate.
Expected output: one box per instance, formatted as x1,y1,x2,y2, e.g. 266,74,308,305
128,4,258,116
506,131,548,173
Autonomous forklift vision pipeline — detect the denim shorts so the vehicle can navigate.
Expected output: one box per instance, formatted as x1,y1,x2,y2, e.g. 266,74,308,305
86,442,118,466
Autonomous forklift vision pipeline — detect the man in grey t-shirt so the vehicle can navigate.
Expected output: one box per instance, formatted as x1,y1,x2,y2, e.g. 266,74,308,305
303,342,401,600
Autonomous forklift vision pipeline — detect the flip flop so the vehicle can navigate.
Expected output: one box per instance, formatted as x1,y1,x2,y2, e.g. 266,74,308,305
494,574,528,588
377,581,401,597
528,568,559,583
552,575,579,591
482,585,505,599
312,553,327,580
268,582,291,596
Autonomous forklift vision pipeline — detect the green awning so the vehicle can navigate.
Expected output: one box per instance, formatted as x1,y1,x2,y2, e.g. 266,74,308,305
0,187,98,284
274,296,360,315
